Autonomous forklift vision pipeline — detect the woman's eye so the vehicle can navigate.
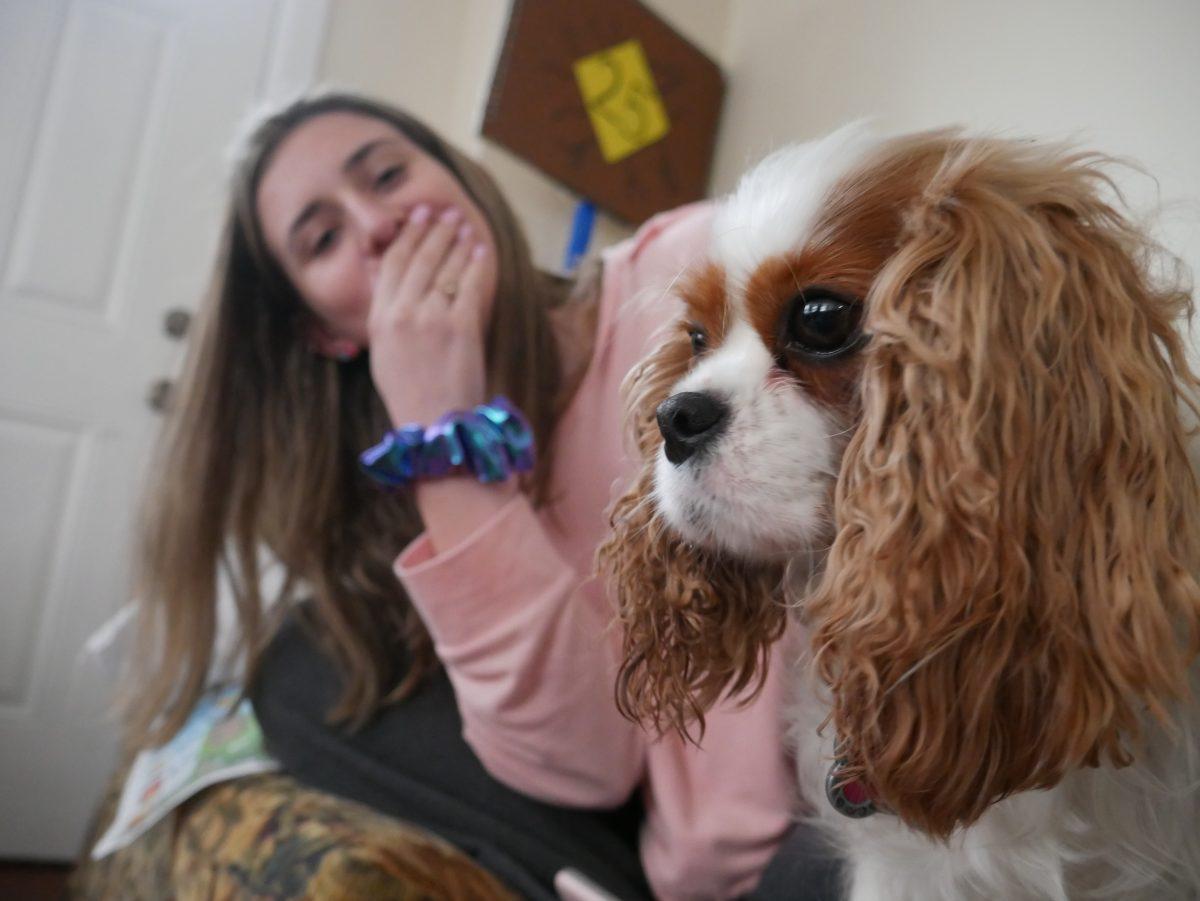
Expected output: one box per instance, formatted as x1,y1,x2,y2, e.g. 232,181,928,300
374,165,404,190
688,327,708,356
309,227,339,257
783,290,863,358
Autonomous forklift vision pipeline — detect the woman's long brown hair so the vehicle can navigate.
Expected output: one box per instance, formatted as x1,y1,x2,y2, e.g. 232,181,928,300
126,93,569,745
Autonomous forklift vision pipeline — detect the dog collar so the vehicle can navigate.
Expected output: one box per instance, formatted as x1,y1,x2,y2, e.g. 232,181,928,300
825,757,881,819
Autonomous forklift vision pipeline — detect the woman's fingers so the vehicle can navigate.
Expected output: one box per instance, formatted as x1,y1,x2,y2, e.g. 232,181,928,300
376,204,432,298
451,242,490,326
430,222,475,300
396,206,463,302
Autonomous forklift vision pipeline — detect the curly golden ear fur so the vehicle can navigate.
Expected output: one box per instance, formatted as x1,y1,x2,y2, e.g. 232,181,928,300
809,138,1200,837
598,320,785,737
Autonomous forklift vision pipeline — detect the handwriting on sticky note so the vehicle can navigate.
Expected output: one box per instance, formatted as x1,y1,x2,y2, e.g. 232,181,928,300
573,39,670,164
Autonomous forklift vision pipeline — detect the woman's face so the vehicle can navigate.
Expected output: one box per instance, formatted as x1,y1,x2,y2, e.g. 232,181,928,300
256,111,498,348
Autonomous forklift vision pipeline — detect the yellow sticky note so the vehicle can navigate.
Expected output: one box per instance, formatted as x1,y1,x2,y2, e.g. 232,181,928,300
573,39,671,164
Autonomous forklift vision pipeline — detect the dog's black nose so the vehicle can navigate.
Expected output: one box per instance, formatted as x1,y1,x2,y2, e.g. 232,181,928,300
656,391,729,465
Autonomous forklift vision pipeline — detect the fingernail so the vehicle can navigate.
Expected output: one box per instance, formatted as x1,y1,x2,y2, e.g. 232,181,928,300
440,206,462,225
411,204,431,224
457,223,473,242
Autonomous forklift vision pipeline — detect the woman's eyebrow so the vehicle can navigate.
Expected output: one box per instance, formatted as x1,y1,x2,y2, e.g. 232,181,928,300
342,138,393,174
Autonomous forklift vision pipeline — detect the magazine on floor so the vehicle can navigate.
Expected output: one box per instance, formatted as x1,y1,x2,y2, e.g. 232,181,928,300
91,685,279,858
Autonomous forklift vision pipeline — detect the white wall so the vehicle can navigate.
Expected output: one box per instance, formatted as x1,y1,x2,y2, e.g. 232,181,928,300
714,0,1200,288
317,0,734,271
316,1,1200,290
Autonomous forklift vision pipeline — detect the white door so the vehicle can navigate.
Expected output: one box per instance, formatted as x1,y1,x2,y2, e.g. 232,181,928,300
0,0,327,859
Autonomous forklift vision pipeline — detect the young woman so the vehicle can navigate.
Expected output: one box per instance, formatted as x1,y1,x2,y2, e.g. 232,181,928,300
127,92,800,900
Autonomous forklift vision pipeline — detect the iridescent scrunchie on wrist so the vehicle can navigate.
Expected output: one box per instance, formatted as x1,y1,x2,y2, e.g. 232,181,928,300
358,395,535,487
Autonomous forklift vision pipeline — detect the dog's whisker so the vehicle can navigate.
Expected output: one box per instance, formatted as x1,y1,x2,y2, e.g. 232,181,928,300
824,424,856,440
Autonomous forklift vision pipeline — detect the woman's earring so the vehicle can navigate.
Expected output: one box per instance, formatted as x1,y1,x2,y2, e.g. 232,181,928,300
307,326,362,362
330,339,362,362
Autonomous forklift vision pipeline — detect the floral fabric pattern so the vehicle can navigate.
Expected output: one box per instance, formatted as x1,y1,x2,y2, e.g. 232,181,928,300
72,767,516,900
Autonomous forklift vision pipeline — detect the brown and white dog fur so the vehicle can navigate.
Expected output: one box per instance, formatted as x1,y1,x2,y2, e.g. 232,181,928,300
599,125,1200,900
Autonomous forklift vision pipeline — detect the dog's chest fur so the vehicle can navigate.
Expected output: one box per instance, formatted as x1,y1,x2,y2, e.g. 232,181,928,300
786,661,1200,900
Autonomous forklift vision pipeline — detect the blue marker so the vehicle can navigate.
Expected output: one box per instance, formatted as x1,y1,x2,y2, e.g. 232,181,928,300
562,199,596,273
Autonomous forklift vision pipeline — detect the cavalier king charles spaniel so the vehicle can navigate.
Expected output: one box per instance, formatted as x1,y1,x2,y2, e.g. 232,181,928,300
599,125,1200,900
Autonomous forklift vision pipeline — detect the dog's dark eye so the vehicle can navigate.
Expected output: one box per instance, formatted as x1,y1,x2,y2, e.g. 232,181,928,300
687,325,708,356
783,290,863,359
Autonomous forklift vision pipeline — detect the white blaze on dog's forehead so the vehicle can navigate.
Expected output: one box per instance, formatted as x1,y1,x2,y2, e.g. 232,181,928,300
713,121,881,290
677,319,773,398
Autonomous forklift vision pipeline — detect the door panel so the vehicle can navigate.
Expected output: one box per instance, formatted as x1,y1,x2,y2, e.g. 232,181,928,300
0,0,327,859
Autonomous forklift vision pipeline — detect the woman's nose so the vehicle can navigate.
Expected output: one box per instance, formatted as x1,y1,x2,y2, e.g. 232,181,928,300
350,201,401,255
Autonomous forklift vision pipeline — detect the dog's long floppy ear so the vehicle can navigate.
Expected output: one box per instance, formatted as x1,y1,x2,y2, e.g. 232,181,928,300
598,321,785,737
810,138,1200,838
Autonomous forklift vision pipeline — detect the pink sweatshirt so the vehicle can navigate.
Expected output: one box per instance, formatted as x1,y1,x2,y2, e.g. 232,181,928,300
395,203,798,900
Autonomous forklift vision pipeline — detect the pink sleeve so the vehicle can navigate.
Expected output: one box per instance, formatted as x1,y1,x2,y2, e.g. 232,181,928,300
390,204,713,812
397,202,797,896
395,494,645,807
640,639,799,900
